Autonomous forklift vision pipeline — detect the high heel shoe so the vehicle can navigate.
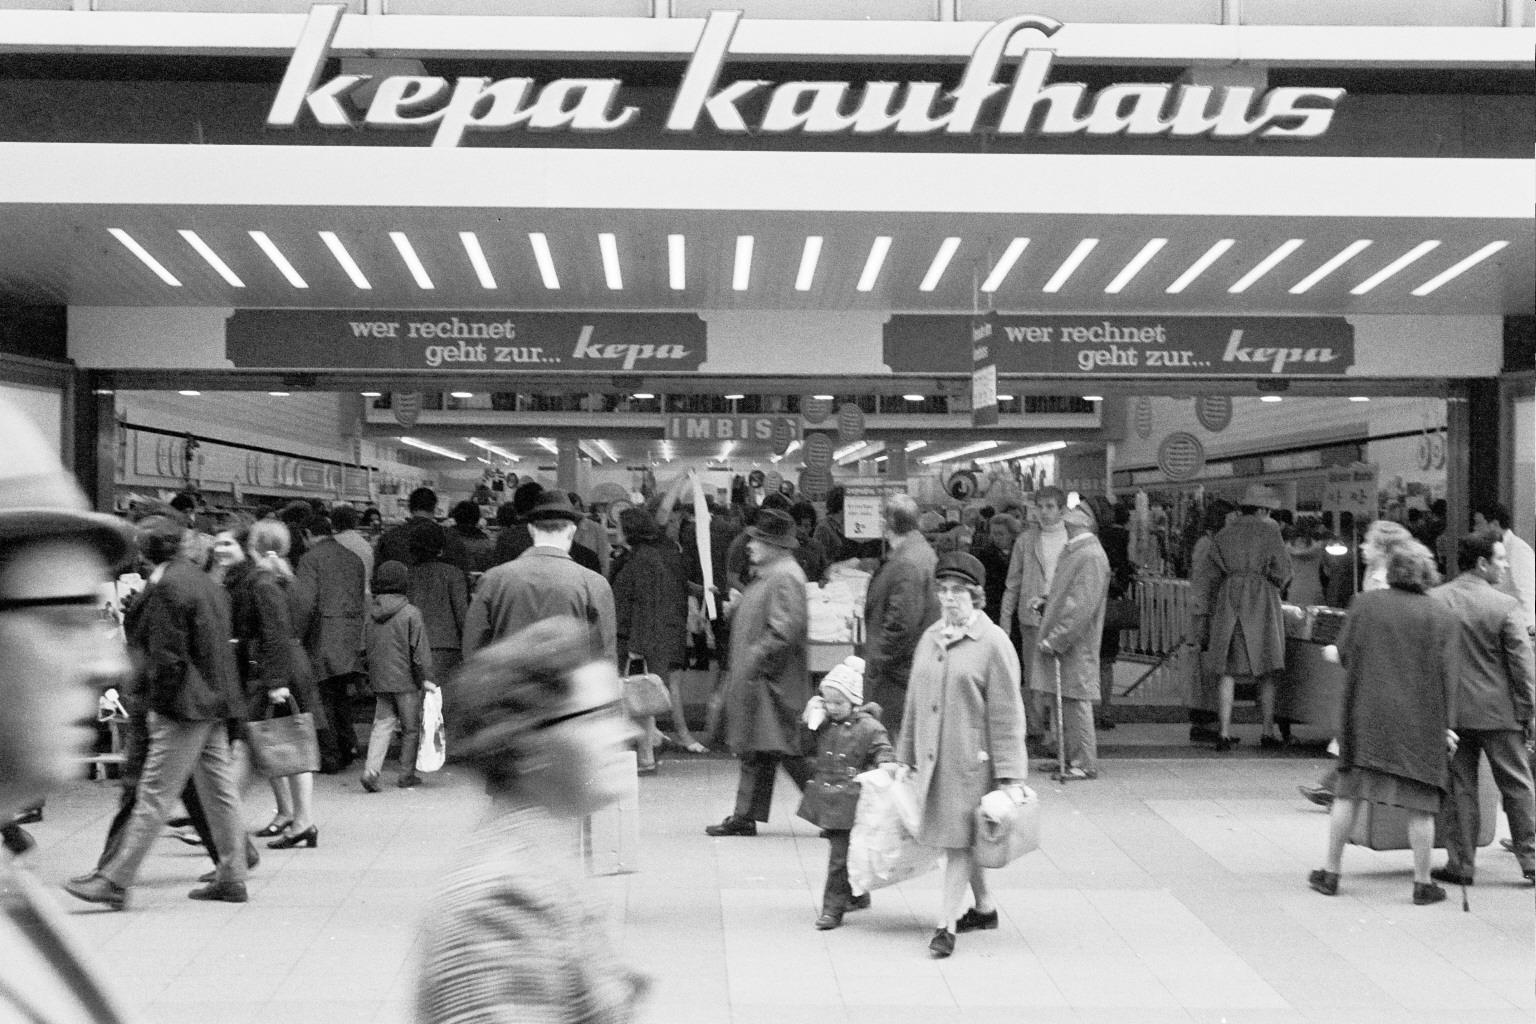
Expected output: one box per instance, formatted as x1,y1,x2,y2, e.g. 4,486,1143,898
267,825,318,850
252,816,292,838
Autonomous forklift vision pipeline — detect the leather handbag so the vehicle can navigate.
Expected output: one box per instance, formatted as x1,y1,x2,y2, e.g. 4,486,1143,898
972,786,1041,869
246,696,320,778
621,658,672,718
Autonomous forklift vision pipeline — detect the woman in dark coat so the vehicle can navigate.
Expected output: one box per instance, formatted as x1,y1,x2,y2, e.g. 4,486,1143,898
612,508,704,765
1309,541,1458,905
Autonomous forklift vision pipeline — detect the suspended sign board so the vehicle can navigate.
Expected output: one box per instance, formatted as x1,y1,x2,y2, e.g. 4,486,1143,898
842,479,908,542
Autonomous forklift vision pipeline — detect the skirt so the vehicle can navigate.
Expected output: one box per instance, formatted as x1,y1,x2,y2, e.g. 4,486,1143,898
1221,622,1255,677
1335,765,1442,815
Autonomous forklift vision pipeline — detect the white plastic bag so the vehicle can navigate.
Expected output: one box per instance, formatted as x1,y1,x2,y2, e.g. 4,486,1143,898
416,689,446,773
847,769,940,896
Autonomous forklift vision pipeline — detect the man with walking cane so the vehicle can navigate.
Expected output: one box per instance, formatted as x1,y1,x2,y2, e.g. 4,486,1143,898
1032,504,1110,782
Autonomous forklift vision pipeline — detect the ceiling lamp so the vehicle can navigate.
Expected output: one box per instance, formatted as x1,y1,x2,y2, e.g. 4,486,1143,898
975,441,1068,464
596,440,619,461
360,391,382,397
796,236,823,291
1412,240,1509,296
179,230,244,288
534,438,559,454
1351,240,1441,295
528,232,560,289
250,231,308,289
267,391,290,397
178,390,201,396
1165,239,1234,294
919,440,1000,465
1260,395,1284,403
1289,240,1371,294
980,237,1028,292
466,437,520,461
320,231,372,289
399,437,467,461
836,442,885,465
108,228,182,287
459,231,496,289
1228,239,1303,293
905,441,927,452
632,392,655,400
449,391,473,399
1082,395,1103,402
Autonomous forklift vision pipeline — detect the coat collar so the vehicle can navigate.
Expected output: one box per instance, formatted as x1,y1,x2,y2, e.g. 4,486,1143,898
931,610,992,648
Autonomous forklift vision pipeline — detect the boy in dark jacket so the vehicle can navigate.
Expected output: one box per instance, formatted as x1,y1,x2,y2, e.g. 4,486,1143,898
361,561,436,792
798,656,895,931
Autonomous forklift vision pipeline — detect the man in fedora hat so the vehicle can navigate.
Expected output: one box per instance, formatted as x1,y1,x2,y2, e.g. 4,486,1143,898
463,489,616,665
706,508,814,836
1206,484,1292,751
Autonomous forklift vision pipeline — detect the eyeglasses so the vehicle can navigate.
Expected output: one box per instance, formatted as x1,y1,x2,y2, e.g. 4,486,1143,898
0,594,98,612
532,698,624,732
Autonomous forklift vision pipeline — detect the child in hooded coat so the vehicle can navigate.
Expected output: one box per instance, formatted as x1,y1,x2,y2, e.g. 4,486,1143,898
798,656,895,931
361,561,437,792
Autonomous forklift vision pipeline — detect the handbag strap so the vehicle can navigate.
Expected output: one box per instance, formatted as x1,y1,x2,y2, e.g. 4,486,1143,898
626,655,648,676
264,695,302,720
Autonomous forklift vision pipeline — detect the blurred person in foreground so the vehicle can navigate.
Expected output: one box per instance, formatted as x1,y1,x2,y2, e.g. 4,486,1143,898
0,399,136,1020
416,618,648,1024
1307,541,1458,906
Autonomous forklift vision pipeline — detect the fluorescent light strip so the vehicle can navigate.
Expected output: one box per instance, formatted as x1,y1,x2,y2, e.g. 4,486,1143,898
836,442,885,464
598,233,623,290
249,231,307,289
903,394,925,401
449,391,473,399
1348,396,1371,402
268,391,290,397
980,237,1028,292
919,440,1000,466
578,441,607,463
178,230,244,287
1351,241,1442,295
459,231,496,289
389,232,434,290
1104,238,1167,294
975,441,1068,465
319,231,371,289
919,237,962,292
596,440,619,462
796,236,823,291
1166,239,1234,294
856,236,893,292
1411,241,1508,296
1043,238,1098,293
534,438,560,454
905,441,927,452
733,235,754,292
399,437,467,461
1289,240,1371,294
467,437,520,461
1228,239,1303,293
529,233,560,289
668,234,686,291
109,229,181,287
1259,395,1284,403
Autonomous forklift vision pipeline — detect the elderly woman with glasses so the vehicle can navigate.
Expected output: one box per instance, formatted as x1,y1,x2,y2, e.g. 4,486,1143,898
893,552,1028,960
416,617,649,1024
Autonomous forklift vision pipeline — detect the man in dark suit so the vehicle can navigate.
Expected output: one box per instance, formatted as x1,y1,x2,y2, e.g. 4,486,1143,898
293,512,367,773
862,494,940,742
66,516,251,909
1431,532,1536,886
376,486,467,571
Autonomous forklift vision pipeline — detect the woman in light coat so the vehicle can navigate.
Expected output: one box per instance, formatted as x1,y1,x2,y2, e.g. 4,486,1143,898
896,552,1027,959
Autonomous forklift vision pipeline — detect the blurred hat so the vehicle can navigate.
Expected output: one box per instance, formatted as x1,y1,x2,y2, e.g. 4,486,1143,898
917,510,947,534
935,551,986,588
1062,504,1098,533
374,560,409,595
523,490,582,524
747,508,799,549
1241,484,1281,510
821,655,866,705
0,399,131,567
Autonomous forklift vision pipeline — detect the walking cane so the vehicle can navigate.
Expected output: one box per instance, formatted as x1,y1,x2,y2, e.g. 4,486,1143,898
1053,656,1068,783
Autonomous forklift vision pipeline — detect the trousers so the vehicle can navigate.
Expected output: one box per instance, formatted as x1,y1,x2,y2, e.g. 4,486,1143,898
364,691,424,778
732,752,812,822
822,829,852,914
1060,697,1099,772
100,713,247,889
1437,728,1535,875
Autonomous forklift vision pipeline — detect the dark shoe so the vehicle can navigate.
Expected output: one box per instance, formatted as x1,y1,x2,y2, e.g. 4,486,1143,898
1307,869,1339,896
928,928,955,958
267,825,318,850
361,773,380,793
814,912,842,931
64,874,128,911
955,907,999,933
1,824,34,856
1053,766,1099,782
197,869,216,884
847,893,871,912
1189,726,1221,743
1523,869,1534,885
1412,882,1447,906
704,816,757,837
169,828,203,847
1499,838,1516,854
1260,735,1285,750
188,880,247,904
12,806,42,826
1215,736,1241,752
1095,717,1116,731
1430,866,1473,887
252,816,291,838
397,773,421,789
636,764,658,777
245,839,260,870
1297,785,1334,808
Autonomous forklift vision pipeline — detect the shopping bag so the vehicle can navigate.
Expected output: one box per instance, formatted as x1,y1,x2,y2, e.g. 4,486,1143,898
246,697,320,778
847,769,940,896
416,689,446,773
972,787,1041,869
622,658,672,718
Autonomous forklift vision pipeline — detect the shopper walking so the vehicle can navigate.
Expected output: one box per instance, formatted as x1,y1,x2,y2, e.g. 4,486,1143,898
862,494,940,743
292,512,366,773
1307,542,1457,905
65,516,251,909
416,618,648,1024
361,561,437,792
404,521,469,755
705,509,814,837
1000,486,1069,746
1430,532,1536,886
1092,497,1135,730
1207,484,1292,751
895,552,1027,958
1031,505,1111,780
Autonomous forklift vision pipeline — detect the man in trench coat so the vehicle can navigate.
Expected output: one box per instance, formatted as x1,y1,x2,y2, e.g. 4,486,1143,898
705,509,813,837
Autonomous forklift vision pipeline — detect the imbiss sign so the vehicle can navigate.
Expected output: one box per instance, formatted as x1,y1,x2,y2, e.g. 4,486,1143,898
269,7,1344,147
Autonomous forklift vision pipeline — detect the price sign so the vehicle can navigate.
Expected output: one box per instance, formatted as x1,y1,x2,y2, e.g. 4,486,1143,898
841,479,905,541
1322,464,1378,520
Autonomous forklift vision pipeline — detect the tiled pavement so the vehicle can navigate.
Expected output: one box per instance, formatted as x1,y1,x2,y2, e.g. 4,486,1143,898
17,729,1535,1024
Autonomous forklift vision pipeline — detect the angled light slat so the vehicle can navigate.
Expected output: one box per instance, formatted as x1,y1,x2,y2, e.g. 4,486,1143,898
1289,240,1371,294
856,236,893,292
1104,238,1167,294
109,229,181,287
178,230,244,287
919,236,962,292
1351,240,1441,295
250,230,307,289
528,233,560,290
318,231,371,289
1165,239,1233,294
598,232,623,290
1228,239,1303,293
1043,238,1097,293
459,231,496,289
733,235,754,291
1411,241,1509,297
668,234,686,291
796,236,823,292
390,232,434,290
980,237,1029,292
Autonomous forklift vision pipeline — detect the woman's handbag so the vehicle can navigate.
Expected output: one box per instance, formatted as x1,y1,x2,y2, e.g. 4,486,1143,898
416,688,446,773
246,696,320,778
971,786,1041,869
622,657,672,718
